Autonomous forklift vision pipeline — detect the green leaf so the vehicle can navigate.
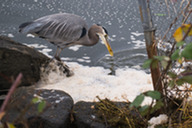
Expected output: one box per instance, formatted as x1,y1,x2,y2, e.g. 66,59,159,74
171,49,180,60
139,105,149,116
151,59,159,69
139,105,149,112
153,56,169,69
154,56,164,61
7,123,16,128
176,79,185,85
130,94,145,108
181,24,192,36
154,56,169,61
143,59,152,69
177,76,192,85
181,43,192,59
154,13,166,16
38,100,46,113
176,41,184,47
168,72,177,79
140,101,164,116
150,100,164,113
32,97,40,104
161,60,168,69
145,91,161,100
168,80,175,88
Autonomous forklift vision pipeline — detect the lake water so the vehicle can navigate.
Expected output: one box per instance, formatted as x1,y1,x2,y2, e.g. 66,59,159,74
0,0,187,70
0,0,163,70
0,0,189,102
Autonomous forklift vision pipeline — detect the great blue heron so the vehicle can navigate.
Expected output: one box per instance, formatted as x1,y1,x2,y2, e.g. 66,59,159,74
19,13,113,61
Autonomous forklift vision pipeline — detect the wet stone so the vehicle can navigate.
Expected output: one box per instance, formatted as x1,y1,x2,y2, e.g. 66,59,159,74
2,87,74,128
73,101,106,128
72,101,143,128
0,36,73,95
0,36,50,93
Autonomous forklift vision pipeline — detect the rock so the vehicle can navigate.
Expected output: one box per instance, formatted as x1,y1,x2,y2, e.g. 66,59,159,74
0,36,73,94
0,36,50,92
2,87,74,128
73,101,106,128
73,101,143,128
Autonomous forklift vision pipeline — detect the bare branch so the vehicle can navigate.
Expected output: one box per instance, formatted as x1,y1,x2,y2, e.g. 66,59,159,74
0,73,23,113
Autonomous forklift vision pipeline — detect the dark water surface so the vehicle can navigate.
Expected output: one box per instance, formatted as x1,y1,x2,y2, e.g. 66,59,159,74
0,0,187,71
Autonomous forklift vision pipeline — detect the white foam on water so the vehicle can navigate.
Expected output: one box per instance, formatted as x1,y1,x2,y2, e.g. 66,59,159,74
68,45,82,51
26,34,35,38
132,40,145,48
25,43,47,49
131,32,144,37
77,58,85,62
77,58,91,63
39,62,153,103
38,48,52,58
82,56,90,60
130,35,136,40
7,33,14,38
61,57,73,61
38,48,51,52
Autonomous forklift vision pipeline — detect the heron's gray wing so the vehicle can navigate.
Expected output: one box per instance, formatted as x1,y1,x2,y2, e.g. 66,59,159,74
19,21,44,34
20,13,88,44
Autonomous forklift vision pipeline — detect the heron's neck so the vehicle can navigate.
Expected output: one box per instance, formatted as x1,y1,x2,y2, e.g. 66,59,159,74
83,26,99,46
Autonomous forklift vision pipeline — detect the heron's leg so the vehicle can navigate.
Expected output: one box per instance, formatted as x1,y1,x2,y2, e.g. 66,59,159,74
54,47,73,77
54,47,63,61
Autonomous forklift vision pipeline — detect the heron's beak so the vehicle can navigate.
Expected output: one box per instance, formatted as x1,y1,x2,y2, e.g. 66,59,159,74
97,33,113,56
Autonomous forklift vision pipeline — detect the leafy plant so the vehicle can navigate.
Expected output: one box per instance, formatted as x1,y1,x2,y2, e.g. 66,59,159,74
143,24,192,88
31,97,46,113
130,91,163,117
141,18,192,126
173,24,192,42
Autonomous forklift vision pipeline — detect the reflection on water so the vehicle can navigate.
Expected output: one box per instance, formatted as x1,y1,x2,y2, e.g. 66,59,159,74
97,48,149,75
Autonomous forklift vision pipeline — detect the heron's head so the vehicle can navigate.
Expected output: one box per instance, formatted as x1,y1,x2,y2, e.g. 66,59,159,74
95,24,113,56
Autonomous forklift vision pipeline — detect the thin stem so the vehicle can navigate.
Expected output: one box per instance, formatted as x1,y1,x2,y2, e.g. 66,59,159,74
0,73,23,113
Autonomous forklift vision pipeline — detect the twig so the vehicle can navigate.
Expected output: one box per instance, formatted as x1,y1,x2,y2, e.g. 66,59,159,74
182,0,192,23
170,0,178,15
102,113,109,128
161,23,192,112
164,0,170,17
145,99,155,128
182,23,192,40
160,1,191,43
0,73,23,113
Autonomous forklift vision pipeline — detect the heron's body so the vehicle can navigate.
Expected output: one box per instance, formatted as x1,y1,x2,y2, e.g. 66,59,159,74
19,13,113,60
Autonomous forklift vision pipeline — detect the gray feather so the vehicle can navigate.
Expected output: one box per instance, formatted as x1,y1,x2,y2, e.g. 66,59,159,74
19,22,44,34
18,13,112,60
20,13,88,45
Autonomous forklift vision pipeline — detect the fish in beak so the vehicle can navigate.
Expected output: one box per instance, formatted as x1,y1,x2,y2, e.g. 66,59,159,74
97,33,114,56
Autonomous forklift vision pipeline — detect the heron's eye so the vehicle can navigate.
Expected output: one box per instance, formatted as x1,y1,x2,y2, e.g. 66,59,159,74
104,34,108,39
102,26,108,35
